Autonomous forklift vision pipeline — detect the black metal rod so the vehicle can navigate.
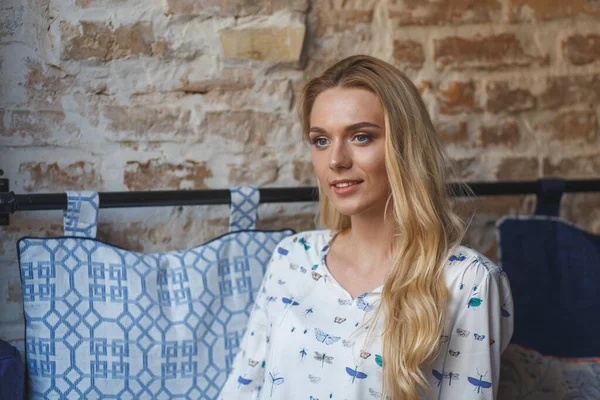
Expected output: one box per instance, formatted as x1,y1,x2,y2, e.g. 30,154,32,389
1,179,600,213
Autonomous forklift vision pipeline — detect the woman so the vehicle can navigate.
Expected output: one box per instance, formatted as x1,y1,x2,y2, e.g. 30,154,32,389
219,55,513,400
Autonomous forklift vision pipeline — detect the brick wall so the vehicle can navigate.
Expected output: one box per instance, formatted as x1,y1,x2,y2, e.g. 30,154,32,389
1,0,600,353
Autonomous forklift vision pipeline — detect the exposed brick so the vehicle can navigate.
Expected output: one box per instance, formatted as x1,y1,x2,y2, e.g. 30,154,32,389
292,159,315,185
25,62,71,111
124,159,212,190
203,110,283,145
219,16,306,63
539,109,598,144
539,75,600,109
562,34,600,66
560,193,600,235
496,156,539,181
389,0,501,25
417,81,433,94
316,9,374,35
19,161,102,192
165,0,308,16
447,157,479,180
508,0,600,22
393,40,425,69
436,120,468,144
61,22,162,61
227,151,279,186
257,212,317,232
476,120,520,148
102,105,194,139
177,68,255,94
485,81,536,113
436,81,476,115
4,110,79,144
433,33,548,70
164,0,220,14
543,153,600,178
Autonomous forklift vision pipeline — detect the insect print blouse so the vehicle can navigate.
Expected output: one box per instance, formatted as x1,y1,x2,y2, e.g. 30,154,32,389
218,229,514,400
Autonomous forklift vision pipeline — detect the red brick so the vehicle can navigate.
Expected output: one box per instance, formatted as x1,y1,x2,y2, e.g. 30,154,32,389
436,120,468,145
417,81,433,94
476,120,520,148
539,109,598,144
446,157,479,180
389,0,501,25
61,22,160,61
176,68,255,94
485,81,535,113
102,105,194,138
543,153,600,178
508,0,600,22
25,62,71,111
6,110,79,144
18,161,102,192
227,154,279,185
165,0,308,16
257,212,317,232
539,75,600,109
562,34,600,66
314,1,375,36
496,156,539,181
436,81,476,114
124,159,212,191
560,193,600,235
393,40,425,69
433,33,549,70
202,110,284,145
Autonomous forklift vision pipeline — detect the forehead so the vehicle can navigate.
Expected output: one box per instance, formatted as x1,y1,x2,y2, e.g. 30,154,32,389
310,87,383,129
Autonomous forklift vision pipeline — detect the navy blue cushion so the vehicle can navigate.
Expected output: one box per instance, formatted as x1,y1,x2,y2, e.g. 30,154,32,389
0,340,24,400
497,216,600,357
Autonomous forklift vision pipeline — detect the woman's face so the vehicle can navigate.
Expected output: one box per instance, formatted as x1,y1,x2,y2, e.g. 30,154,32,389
309,86,390,217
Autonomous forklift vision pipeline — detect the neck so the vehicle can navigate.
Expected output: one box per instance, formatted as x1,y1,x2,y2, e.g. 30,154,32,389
343,206,396,270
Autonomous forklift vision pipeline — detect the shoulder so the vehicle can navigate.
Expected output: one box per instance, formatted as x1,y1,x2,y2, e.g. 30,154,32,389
444,245,511,306
270,229,333,263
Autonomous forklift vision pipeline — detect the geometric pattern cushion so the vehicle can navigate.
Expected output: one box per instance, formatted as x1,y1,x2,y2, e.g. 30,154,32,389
17,186,295,399
499,344,600,400
496,215,600,358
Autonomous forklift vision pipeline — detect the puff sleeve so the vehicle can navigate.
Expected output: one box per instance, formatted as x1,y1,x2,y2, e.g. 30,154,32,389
436,259,514,399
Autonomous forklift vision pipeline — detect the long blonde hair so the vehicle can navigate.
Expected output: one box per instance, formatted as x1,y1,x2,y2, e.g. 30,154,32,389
297,55,472,399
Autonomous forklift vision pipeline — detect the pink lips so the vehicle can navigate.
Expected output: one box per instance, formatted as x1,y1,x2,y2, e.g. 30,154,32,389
331,181,362,195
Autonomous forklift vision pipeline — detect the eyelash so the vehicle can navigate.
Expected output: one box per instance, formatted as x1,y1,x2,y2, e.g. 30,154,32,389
310,134,372,148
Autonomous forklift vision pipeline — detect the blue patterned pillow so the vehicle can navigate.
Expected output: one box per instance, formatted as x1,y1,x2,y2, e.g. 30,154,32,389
497,215,600,358
18,187,295,399
499,344,600,400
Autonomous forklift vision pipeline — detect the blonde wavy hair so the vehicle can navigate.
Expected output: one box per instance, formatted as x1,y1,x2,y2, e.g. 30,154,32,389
297,55,473,399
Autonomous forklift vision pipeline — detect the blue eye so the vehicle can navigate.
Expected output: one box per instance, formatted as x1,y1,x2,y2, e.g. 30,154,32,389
311,138,328,147
354,134,371,143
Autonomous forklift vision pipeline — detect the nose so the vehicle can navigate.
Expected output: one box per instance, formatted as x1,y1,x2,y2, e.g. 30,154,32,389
329,139,351,170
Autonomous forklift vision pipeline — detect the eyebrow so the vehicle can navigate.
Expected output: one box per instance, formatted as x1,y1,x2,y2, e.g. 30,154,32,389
309,121,382,134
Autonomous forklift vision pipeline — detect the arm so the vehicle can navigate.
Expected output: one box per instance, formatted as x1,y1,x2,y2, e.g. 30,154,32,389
437,263,514,399
218,249,279,399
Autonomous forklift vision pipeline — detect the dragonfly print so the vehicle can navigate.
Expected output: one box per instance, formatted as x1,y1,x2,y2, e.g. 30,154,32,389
468,370,492,394
314,351,334,367
268,371,284,397
346,365,368,383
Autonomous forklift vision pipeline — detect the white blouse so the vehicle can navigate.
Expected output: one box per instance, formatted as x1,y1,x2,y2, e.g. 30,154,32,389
218,229,514,399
